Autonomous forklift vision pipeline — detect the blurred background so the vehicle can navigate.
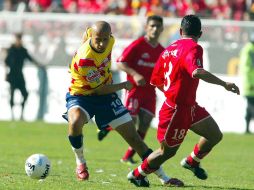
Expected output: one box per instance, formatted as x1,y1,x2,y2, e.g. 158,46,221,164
0,0,253,133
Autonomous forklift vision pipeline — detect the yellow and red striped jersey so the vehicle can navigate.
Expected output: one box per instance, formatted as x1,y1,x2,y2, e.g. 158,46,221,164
68,28,114,95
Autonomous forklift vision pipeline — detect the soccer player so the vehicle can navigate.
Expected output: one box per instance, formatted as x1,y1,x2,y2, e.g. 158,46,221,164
117,15,164,164
127,15,240,187
63,21,183,186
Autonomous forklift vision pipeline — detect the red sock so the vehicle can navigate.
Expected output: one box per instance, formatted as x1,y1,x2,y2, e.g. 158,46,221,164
122,147,135,160
106,125,113,131
186,144,210,167
122,130,146,160
133,158,158,178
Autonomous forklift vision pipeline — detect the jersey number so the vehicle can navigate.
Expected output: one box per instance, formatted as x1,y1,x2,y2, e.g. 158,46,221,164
172,129,186,140
164,61,173,91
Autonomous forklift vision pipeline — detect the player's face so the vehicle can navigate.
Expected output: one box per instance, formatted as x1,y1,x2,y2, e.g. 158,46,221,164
146,20,163,40
91,32,110,53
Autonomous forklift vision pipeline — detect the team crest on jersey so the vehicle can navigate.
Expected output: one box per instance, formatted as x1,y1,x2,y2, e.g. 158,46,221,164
85,70,101,83
141,53,150,59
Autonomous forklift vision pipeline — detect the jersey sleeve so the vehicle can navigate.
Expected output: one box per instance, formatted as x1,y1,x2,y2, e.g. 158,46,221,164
150,53,164,87
183,45,203,77
116,42,137,66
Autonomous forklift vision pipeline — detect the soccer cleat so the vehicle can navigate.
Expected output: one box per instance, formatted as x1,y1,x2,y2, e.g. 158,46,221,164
180,158,208,180
127,171,150,187
163,178,184,187
120,157,138,165
97,129,110,141
76,163,89,181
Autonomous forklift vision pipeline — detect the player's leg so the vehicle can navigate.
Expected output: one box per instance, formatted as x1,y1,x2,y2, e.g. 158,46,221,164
127,102,187,187
120,116,138,164
181,105,222,180
121,93,150,164
65,93,92,181
128,141,184,187
121,110,153,164
68,106,90,180
115,119,150,158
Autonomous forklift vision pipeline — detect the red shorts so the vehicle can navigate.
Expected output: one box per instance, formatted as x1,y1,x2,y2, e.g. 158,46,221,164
124,88,156,117
157,101,210,147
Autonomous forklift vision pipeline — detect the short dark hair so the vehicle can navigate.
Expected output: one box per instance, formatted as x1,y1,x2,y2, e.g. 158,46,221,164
147,15,163,25
181,15,201,36
15,33,23,39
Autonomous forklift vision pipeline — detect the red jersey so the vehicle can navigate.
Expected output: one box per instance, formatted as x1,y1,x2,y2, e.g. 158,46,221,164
117,36,164,93
150,38,203,106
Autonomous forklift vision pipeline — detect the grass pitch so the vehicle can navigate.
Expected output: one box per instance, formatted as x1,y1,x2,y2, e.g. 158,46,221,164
0,121,253,190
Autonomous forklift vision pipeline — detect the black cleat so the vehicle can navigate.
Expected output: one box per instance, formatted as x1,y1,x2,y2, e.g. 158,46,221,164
181,158,208,180
127,171,150,187
97,129,110,141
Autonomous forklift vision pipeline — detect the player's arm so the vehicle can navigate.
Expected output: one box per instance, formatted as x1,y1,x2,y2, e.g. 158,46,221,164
117,62,146,86
91,81,133,95
193,69,240,95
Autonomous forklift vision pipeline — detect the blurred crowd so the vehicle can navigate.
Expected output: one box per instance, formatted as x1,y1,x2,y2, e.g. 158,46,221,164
1,0,254,21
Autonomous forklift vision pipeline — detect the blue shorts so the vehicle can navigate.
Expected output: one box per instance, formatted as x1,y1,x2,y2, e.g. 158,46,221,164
65,92,132,130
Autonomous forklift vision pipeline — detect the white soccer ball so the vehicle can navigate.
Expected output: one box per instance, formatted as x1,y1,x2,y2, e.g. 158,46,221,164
25,154,51,179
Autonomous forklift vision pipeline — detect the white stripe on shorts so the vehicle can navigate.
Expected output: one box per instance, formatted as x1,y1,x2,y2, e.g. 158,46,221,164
109,113,132,129
68,105,91,122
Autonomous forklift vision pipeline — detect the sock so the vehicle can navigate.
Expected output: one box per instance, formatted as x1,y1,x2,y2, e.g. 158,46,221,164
69,135,86,165
72,146,86,165
186,144,211,167
141,148,153,161
106,126,113,131
122,147,135,160
133,158,159,178
154,166,170,184
122,130,147,160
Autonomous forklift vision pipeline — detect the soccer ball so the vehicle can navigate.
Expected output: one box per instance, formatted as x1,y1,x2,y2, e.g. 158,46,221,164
25,154,51,179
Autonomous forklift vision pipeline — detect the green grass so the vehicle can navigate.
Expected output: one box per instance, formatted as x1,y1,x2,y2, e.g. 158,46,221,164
0,121,253,190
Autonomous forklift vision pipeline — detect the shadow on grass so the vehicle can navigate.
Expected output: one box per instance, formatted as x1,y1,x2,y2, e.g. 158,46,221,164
185,185,254,190
153,184,254,190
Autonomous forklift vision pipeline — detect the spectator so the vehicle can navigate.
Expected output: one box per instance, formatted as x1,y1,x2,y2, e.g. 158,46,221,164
4,33,43,120
239,32,254,134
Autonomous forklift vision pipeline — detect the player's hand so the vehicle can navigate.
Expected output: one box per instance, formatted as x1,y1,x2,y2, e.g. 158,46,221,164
224,82,240,95
124,81,133,91
133,73,146,86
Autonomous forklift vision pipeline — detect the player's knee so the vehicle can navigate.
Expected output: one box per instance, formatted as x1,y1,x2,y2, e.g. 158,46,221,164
216,132,223,143
69,118,83,134
212,131,223,145
161,144,177,159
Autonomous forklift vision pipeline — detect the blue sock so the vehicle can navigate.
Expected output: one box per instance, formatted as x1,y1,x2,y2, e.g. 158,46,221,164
68,135,83,149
